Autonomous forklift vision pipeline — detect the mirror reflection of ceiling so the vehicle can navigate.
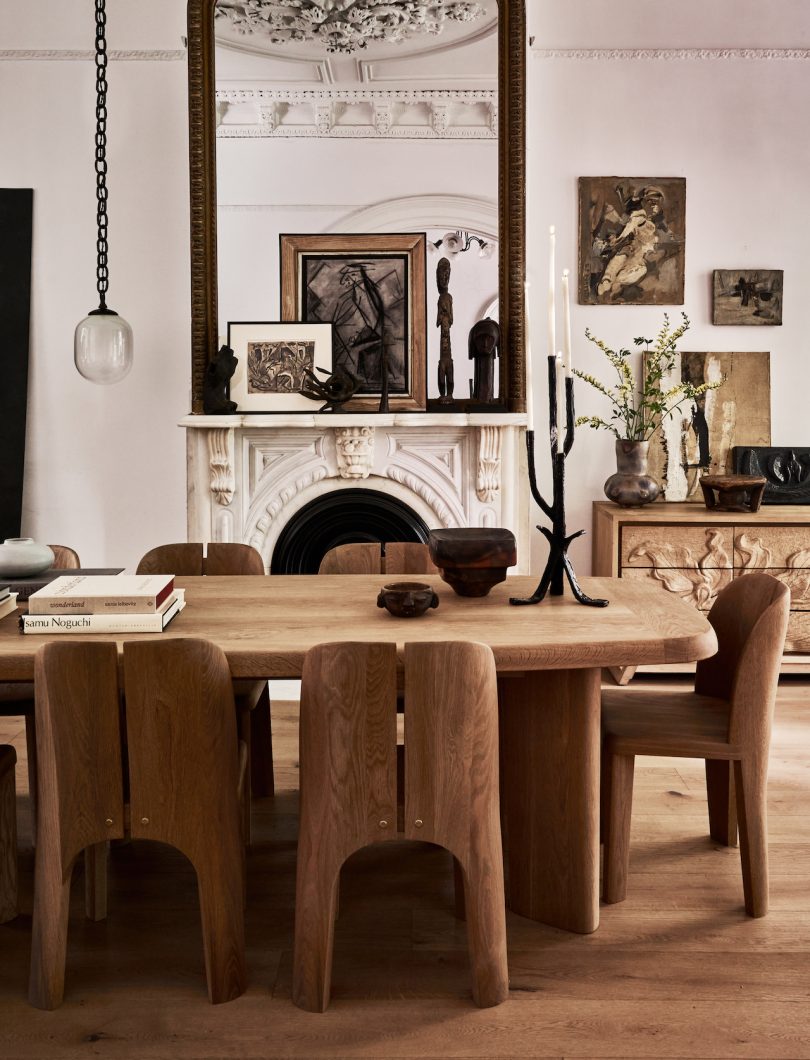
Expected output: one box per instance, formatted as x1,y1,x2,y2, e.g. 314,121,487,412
214,1,488,56
214,0,497,137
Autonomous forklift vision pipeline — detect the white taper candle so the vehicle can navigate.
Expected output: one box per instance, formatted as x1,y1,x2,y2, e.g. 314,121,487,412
548,226,556,360
556,353,565,454
562,268,573,376
523,279,534,432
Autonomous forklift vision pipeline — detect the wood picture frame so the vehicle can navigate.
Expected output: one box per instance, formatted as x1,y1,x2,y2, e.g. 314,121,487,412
280,233,427,412
227,321,333,413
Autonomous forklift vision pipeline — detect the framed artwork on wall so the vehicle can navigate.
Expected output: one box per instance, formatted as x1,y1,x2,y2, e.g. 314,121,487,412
227,321,333,413
645,350,771,501
578,177,686,306
280,233,427,411
713,270,783,325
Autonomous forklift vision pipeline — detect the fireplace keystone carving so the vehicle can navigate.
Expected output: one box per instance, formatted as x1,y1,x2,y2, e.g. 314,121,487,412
334,425,375,479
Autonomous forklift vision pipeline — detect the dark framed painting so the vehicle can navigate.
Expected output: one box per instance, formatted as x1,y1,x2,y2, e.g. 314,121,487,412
578,177,686,306
713,270,783,325
227,321,333,412
280,233,427,411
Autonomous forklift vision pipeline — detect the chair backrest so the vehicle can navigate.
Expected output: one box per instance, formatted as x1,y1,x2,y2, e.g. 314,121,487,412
298,638,499,861
317,541,436,576
317,543,382,575
48,546,81,570
34,643,126,872
136,542,264,576
403,641,500,856
695,573,790,749
204,542,264,575
123,638,241,863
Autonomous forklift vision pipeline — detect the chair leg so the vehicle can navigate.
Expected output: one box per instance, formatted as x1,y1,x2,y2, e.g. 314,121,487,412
734,757,769,918
292,860,341,1012
84,842,108,922
602,751,635,904
249,686,274,798
458,849,508,1008
706,759,737,847
237,710,253,846
24,714,38,845
0,749,17,924
194,847,247,1004
29,849,73,1010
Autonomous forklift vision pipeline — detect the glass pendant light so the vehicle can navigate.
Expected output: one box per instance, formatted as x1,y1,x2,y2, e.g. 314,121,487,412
74,0,133,384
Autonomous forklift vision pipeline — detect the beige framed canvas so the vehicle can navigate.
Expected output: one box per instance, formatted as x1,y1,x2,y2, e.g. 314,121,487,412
280,233,427,411
227,321,333,413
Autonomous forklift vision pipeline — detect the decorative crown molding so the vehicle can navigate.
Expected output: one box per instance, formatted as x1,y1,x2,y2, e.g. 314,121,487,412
216,86,497,139
0,49,186,61
532,47,810,62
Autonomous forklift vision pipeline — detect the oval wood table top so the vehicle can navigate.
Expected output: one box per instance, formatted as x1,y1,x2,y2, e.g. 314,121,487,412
0,574,717,681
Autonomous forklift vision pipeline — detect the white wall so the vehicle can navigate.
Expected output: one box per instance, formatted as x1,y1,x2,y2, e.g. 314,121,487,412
527,0,810,572
2,0,809,572
0,1,189,569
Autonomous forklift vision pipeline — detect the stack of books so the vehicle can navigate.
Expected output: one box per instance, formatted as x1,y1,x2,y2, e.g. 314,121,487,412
20,575,185,635
0,586,19,621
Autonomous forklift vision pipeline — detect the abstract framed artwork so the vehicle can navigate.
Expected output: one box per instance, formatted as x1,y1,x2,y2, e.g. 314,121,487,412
646,350,771,501
713,270,783,325
578,177,686,306
280,233,427,411
227,321,333,412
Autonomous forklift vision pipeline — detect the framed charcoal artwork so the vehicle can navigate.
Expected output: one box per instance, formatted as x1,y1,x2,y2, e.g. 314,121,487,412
578,177,686,306
280,233,427,411
227,321,333,412
713,270,783,326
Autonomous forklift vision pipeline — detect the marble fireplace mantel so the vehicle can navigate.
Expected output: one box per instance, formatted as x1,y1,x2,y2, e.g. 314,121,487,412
181,413,530,572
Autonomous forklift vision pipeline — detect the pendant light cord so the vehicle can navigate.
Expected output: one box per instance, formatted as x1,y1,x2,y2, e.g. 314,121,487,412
94,0,110,313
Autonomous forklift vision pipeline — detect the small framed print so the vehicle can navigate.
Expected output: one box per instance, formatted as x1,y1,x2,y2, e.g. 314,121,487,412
227,321,333,413
280,232,427,411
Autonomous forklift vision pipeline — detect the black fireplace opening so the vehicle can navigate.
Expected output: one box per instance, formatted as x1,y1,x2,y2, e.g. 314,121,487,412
271,488,431,574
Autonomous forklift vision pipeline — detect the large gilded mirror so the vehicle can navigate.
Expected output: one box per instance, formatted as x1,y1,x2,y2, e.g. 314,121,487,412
186,0,525,414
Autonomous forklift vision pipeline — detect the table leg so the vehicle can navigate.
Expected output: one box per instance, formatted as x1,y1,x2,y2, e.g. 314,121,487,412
498,667,601,934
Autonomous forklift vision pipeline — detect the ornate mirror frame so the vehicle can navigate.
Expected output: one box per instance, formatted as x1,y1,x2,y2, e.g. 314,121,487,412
186,0,526,415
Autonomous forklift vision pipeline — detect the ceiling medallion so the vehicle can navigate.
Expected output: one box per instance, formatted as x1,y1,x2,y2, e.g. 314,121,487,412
214,1,486,54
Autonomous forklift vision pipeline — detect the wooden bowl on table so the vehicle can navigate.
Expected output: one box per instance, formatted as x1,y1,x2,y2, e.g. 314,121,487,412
428,528,517,598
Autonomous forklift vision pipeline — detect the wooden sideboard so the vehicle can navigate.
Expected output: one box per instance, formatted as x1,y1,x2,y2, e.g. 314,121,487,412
593,501,810,681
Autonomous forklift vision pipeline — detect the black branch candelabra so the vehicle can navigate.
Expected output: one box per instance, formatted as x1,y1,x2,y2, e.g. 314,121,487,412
510,356,609,608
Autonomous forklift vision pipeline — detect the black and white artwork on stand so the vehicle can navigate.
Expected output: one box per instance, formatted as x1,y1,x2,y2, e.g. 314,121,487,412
227,321,333,412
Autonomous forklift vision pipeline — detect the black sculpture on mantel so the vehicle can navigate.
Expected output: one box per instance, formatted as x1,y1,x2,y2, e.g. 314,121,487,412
436,257,455,404
733,446,810,504
468,317,500,404
510,356,609,609
299,363,360,413
203,344,238,414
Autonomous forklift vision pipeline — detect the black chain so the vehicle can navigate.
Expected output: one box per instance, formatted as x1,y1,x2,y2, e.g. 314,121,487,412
94,0,110,310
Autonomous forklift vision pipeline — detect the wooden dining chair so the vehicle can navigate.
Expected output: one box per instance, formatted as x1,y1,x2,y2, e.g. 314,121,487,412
29,639,246,1009
136,542,273,823
317,541,436,576
0,745,17,924
47,545,81,570
601,573,790,917
292,640,508,1011
0,544,82,837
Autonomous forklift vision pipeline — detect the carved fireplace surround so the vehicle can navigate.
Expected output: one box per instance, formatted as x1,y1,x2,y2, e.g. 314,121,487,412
182,413,530,572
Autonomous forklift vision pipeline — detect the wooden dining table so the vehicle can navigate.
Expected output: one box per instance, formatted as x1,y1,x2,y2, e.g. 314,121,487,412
0,573,716,935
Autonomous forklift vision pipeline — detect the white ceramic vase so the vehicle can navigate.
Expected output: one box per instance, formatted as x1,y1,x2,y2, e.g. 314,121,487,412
0,538,55,578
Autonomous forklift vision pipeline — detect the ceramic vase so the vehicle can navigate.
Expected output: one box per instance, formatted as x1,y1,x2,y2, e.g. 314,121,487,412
604,440,660,507
0,538,55,578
